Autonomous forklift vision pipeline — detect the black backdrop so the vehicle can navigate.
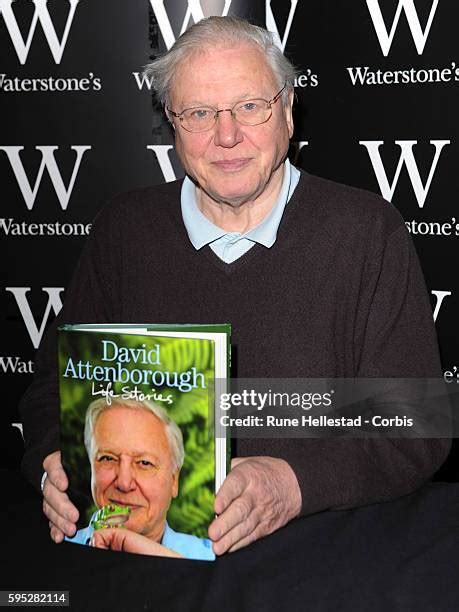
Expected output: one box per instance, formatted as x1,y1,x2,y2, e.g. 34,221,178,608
1,0,457,478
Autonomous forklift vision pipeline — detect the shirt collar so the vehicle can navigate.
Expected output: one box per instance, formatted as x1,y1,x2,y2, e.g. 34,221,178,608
181,159,300,250
161,521,173,546
181,176,226,249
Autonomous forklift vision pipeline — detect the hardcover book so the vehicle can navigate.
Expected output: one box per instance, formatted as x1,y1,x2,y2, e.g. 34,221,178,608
58,323,230,560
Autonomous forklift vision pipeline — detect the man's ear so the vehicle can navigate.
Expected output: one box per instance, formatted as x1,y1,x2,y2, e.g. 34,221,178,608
165,106,176,130
171,469,180,498
285,88,294,138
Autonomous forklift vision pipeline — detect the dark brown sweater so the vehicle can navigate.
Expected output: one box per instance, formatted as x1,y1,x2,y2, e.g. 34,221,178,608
20,171,450,515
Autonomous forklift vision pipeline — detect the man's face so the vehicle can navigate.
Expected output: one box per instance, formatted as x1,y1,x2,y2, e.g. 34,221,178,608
169,43,294,208
91,406,179,542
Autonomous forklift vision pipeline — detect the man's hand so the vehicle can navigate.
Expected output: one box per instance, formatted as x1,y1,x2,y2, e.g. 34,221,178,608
42,451,79,543
91,528,182,558
208,456,302,555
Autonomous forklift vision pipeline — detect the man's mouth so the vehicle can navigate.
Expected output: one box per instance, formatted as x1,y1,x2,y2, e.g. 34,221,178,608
109,500,141,510
212,158,251,171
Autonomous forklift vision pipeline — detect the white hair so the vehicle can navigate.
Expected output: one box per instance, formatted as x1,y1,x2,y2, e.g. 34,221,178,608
84,398,185,471
144,15,297,106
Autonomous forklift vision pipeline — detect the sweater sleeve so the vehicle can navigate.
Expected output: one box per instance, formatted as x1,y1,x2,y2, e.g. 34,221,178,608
19,203,122,490
281,224,450,515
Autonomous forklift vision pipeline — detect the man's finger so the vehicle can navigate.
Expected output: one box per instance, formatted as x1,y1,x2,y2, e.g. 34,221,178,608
91,531,111,550
48,468,68,492
43,479,79,523
210,494,253,540
214,469,246,515
50,524,65,544
43,450,69,492
212,508,259,555
43,498,77,537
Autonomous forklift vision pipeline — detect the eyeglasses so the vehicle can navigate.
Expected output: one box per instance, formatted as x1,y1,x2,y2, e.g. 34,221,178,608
167,84,286,133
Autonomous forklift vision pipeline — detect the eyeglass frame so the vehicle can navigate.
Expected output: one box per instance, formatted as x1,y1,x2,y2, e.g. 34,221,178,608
166,84,287,133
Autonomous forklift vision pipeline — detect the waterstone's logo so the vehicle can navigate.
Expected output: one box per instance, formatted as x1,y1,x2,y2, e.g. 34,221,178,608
367,0,438,57
347,1,458,87
133,0,318,92
360,139,457,237
1,286,64,376
0,0,79,64
0,145,92,237
360,140,448,208
6,286,64,349
0,0,102,92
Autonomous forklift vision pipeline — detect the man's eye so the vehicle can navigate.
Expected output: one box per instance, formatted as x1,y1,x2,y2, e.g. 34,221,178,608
189,108,211,120
137,459,155,468
239,101,260,113
97,455,116,463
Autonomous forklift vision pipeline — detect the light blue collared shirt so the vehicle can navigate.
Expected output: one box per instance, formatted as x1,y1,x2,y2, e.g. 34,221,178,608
66,517,215,561
181,159,301,263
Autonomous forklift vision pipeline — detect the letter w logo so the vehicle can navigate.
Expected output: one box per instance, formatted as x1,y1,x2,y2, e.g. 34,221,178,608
6,287,64,348
149,0,233,50
366,0,439,56
0,145,91,210
359,140,449,208
0,0,80,65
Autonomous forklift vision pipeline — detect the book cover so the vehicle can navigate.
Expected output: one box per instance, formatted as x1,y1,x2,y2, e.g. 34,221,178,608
58,323,230,560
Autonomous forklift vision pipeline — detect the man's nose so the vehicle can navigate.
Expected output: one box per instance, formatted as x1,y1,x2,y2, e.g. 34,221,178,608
115,459,136,492
213,110,243,148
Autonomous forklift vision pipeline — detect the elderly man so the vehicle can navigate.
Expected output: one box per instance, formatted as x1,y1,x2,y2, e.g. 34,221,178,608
20,16,448,556
67,398,214,560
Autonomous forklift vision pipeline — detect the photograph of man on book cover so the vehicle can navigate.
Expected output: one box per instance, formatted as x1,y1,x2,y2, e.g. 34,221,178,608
65,398,215,560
